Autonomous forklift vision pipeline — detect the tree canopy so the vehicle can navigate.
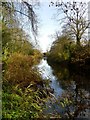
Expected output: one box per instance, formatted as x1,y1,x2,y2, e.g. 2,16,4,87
1,1,39,39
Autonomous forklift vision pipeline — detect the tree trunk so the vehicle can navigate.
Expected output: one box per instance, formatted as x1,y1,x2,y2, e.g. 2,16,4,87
76,35,80,46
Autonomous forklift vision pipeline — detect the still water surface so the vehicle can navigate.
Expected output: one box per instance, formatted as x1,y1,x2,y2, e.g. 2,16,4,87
37,59,90,119
38,59,63,97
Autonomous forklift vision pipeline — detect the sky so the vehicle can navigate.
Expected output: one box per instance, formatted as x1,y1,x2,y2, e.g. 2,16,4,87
35,0,90,52
15,1,58,52
37,2,59,52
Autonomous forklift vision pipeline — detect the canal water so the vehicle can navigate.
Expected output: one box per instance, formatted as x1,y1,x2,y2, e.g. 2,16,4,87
37,59,63,97
37,59,90,119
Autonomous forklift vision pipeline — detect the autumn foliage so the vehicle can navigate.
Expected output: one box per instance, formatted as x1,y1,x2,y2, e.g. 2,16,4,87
4,53,42,88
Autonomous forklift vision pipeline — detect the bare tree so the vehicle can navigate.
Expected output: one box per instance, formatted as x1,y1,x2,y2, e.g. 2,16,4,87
50,1,90,46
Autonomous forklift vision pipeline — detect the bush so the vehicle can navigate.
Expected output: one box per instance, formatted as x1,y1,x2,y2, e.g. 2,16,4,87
32,49,43,64
70,45,90,63
4,53,43,88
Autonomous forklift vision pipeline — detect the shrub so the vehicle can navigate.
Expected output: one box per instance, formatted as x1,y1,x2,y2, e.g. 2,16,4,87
4,53,43,88
2,85,43,119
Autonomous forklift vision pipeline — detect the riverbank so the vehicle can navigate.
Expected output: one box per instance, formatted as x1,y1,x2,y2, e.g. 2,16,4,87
2,55,52,119
47,57,90,77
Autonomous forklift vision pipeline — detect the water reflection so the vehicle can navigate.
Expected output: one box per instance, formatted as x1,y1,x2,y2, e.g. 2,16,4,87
47,61,90,119
37,59,90,119
38,59,63,97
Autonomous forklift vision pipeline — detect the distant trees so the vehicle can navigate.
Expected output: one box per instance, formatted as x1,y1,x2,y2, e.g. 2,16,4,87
47,35,73,62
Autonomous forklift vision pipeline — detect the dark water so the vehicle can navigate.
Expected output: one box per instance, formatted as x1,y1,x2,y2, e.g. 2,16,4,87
37,59,90,119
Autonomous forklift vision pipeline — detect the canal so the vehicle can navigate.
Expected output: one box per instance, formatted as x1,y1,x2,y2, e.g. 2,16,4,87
37,59,90,119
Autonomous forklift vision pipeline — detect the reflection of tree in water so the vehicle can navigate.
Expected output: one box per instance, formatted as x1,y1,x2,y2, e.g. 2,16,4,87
58,83,90,119
47,62,90,119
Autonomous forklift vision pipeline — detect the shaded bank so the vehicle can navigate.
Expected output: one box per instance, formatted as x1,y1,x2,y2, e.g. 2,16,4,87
69,57,90,75
47,55,90,76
